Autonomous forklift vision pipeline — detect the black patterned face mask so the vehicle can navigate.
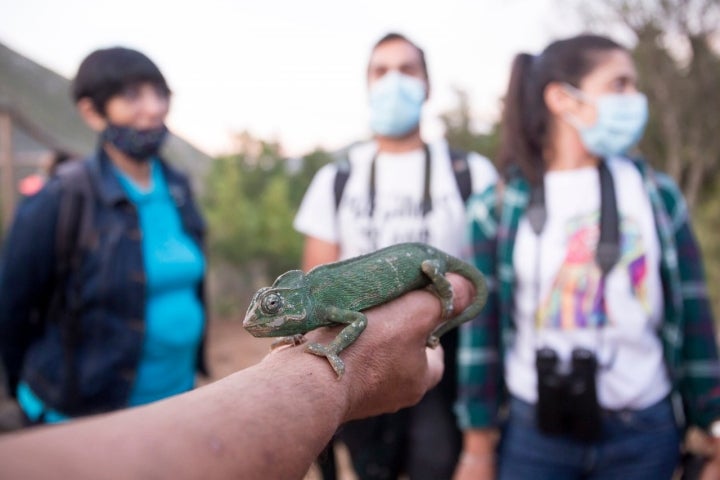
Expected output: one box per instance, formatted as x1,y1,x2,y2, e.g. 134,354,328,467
101,123,168,162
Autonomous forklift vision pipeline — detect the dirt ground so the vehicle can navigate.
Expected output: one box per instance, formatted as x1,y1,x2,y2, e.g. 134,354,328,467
202,317,275,381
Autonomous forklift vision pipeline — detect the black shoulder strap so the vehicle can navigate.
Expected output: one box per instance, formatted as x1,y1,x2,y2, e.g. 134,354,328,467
333,155,351,210
334,147,474,211
449,148,472,203
55,160,94,273
596,160,620,275
51,160,94,414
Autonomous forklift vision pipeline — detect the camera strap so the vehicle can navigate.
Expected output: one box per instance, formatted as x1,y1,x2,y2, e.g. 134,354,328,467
527,159,619,272
596,160,620,276
530,159,620,364
368,143,432,218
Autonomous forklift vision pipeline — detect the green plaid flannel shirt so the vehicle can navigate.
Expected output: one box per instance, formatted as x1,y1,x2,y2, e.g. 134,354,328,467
456,159,720,430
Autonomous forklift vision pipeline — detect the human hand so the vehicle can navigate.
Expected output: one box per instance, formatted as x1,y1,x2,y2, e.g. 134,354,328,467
302,273,476,422
700,438,720,480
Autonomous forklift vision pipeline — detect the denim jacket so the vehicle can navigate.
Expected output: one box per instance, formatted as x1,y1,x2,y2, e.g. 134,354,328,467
0,148,208,416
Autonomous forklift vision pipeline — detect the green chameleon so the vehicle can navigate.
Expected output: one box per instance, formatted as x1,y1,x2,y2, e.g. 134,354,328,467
243,242,488,378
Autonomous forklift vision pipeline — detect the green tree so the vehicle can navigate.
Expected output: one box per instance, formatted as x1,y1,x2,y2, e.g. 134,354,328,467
201,132,336,315
439,87,500,162
202,132,302,277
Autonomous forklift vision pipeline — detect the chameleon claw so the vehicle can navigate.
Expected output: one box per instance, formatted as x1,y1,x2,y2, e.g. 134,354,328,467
270,334,306,351
306,342,346,379
441,298,454,319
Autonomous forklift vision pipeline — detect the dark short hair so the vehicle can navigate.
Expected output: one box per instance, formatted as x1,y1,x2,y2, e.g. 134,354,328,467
368,32,429,82
71,47,170,115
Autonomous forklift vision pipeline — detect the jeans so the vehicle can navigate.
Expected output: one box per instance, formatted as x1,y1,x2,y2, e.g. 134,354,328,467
499,396,681,480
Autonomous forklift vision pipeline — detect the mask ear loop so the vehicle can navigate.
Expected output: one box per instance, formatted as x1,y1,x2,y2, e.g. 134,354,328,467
560,83,594,131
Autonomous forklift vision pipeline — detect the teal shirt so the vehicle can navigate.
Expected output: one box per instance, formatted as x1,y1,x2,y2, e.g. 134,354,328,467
118,161,205,406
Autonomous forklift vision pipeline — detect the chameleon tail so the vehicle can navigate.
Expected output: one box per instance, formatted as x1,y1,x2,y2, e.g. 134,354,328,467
427,256,488,345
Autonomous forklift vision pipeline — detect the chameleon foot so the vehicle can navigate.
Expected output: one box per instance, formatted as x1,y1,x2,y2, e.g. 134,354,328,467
426,334,440,349
305,342,346,378
270,334,306,351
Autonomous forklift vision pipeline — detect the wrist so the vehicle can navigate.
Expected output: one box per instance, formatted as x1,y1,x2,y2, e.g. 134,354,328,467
463,428,500,453
459,450,496,467
261,341,350,423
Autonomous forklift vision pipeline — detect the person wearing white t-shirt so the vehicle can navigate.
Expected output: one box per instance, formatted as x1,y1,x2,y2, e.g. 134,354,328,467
294,32,496,480
455,34,720,480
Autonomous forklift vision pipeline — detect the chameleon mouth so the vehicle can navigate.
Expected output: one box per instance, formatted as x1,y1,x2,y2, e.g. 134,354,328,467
243,312,308,337
242,313,261,330
244,324,274,337
243,317,274,337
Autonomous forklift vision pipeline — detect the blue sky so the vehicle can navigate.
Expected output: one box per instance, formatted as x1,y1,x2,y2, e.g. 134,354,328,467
0,0,589,156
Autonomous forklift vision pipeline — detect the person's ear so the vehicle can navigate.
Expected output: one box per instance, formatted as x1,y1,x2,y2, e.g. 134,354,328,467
76,98,107,132
544,82,577,116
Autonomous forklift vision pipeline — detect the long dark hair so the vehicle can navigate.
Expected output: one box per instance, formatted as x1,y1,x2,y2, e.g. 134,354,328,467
498,34,626,183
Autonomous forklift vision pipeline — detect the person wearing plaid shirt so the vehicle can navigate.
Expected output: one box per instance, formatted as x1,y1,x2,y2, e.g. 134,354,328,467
454,34,720,480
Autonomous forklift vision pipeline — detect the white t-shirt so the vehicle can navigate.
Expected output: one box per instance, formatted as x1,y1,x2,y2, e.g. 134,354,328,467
506,157,671,410
293,139,497,259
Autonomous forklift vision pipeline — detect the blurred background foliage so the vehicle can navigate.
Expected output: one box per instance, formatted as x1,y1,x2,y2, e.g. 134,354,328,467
203,0,720,318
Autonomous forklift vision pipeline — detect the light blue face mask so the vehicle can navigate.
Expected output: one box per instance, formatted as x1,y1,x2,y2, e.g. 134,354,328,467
564,83,648,158
368,71,426,138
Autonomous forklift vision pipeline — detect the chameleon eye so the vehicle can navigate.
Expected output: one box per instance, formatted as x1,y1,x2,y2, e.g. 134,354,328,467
261,293,283,314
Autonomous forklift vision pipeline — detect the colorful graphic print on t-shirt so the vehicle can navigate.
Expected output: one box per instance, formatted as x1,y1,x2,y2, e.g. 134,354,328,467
536,212,648,329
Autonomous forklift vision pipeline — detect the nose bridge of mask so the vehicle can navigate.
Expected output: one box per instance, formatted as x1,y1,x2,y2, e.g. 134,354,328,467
370,70,402,99
370,70,425,102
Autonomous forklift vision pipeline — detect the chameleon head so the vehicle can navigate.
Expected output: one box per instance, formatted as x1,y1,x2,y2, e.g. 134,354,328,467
243,270,310,337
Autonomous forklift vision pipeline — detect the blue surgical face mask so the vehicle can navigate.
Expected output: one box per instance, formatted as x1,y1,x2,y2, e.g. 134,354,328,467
101,123,168,162
368,71,426,138
563,83,648,158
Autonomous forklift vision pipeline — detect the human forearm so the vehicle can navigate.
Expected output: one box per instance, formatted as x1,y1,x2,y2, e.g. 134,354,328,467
0,274,476,479
0,349,348,479
453,428,499,480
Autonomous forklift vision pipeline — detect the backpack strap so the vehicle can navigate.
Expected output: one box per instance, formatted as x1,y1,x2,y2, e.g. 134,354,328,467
333,154,351,210
333,146,475,211
449,148,472,204
55,160,94,279
50,160,94,413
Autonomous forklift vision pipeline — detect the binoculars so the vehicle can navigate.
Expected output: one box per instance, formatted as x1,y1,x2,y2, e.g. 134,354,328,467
535,347,602,441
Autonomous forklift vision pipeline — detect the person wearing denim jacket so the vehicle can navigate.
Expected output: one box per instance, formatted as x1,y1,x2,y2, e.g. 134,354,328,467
0,47,208,423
